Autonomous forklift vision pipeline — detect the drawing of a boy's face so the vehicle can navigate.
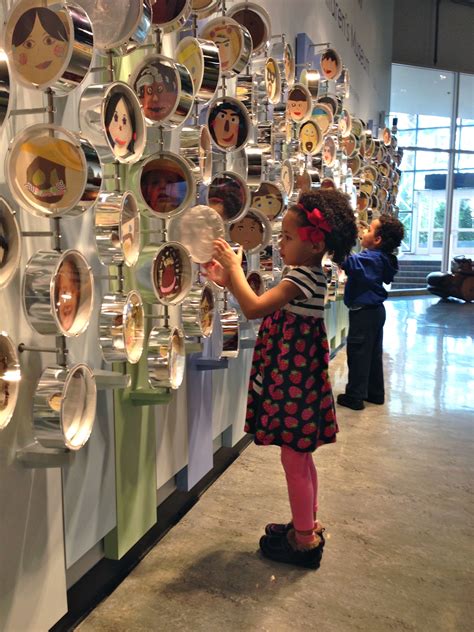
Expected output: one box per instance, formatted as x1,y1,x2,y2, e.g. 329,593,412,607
299,121,321,155
265,58,278,101
229,214,264,251
251,184,283,221
11,8,69,85
320,50,340,80
136,63,178,122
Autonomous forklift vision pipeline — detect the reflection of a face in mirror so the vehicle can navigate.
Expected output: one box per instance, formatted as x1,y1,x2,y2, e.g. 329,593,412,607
320,49,340,79
55,258,81,332
286,88,309,122
323,137,336,166
247,271,263,296
209,102,247,149
200,287,213,333
105,94,136,158
136,63,177,122
383,128,391,145
0,217,9,268
141,161,187,214
229,214,264,251
12,8,68,85
251,183,283,221
208,176,245,221
151,0,187,24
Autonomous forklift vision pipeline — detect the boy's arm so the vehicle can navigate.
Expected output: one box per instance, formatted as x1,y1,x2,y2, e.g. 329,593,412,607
341,252,371,279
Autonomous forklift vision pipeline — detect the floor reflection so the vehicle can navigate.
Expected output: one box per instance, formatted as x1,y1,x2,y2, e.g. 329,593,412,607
384,297,473,416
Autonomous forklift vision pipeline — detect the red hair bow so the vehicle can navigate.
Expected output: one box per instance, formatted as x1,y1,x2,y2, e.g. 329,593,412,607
297,206,332,244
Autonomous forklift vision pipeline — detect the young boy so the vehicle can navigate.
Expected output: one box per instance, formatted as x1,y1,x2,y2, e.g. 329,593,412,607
337,214,404,410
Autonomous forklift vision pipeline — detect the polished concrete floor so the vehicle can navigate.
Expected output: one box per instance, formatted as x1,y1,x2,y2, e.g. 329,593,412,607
79,297,473,632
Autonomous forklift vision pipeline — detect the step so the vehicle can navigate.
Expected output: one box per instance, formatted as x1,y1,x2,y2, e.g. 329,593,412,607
391,282,427,289
398,265,441,272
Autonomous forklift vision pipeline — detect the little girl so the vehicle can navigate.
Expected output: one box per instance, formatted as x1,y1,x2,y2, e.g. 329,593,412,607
207,190,357,569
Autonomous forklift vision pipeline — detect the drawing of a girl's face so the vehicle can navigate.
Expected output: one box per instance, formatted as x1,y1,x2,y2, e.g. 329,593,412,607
106,96,133,158
286,88,309,122
55,258,81,332
320,49,341,80
323,137,336,166
11,8,68,85
203,22,240,72
265,58,278,101
209,101,248,150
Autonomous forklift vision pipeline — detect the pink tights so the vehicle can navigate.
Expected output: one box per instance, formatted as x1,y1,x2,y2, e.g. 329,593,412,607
280,446,318,535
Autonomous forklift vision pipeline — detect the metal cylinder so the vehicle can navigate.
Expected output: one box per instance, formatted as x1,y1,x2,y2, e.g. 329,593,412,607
220,309,240,358
0,196,22,289
94,191,140,267
147,327,186,390
136,242,193,306
99,290,145,364
176,37,221,104
0,331,21,431
33,363,96,451
23,249,94,337
181,283,216,338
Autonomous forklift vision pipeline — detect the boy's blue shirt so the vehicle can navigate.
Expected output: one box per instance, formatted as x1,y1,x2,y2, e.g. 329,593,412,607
341,249,398,307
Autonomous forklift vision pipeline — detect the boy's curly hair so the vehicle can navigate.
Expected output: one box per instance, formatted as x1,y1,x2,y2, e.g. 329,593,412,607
290,190,357,264
376,214,404,254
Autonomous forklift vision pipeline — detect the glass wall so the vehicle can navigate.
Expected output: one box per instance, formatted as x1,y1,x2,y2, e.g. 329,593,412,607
389,65,474,289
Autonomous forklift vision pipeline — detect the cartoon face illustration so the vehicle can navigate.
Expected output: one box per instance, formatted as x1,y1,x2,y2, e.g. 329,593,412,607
339,109,351,137
55,258,81,332
251,183,284,221
284,43,295,84
124,301,144,359
19,136,83,211
311,104,333,135
199,127,212,181
192,0,213,8
140,159,187,214
11,7,69,86
176,38,203,92
357,192,370,213
265,58,280,102
0,354,10,411
323,137,336,167
299,120,322,156
155,245,182,301
208,174,246,221
208,101,248,150
383,127,391,146
286,87,310,122
229,213,264,251
151,0,187,25
135,62,178,122
341,134,357,157
105,94,136,158
200,286,214,334
202,21,241,73
121,214,139,263
320,48,341,80
348,156,361,176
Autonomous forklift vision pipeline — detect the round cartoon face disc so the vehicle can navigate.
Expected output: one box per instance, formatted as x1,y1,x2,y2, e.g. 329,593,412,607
251,182,286,222
207,96,251,152
298,120,323,156
228,208,271,254
320,48,342,81
152,242,193,305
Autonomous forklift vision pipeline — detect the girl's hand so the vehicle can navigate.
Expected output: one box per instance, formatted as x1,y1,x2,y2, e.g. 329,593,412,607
201,260,229,287
212,238,242,271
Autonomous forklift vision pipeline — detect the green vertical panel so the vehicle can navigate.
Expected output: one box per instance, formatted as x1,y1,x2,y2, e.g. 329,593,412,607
104,359,157,560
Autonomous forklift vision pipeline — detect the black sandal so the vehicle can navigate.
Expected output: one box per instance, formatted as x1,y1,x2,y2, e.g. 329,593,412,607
265,520,325,538
259,532,323,569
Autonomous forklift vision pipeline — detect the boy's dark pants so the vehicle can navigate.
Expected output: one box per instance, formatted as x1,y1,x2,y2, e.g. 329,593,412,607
345,304,386,402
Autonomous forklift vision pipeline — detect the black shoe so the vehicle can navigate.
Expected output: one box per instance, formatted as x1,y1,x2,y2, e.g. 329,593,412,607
336,394,365,410
259,533,323,569
365,396,384,405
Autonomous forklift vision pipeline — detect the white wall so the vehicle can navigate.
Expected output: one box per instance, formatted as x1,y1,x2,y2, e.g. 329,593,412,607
257,0,395,123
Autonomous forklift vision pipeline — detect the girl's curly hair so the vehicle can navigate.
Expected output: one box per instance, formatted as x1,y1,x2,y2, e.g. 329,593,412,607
289,190,357,264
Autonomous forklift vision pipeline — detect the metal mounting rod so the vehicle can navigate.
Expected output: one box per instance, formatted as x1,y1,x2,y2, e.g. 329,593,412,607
22,231,54,237
10,107,52,116
309,42,331,48
18,343,66,354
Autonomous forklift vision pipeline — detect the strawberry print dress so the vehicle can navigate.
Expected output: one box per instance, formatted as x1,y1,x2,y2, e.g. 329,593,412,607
245,265,338,452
